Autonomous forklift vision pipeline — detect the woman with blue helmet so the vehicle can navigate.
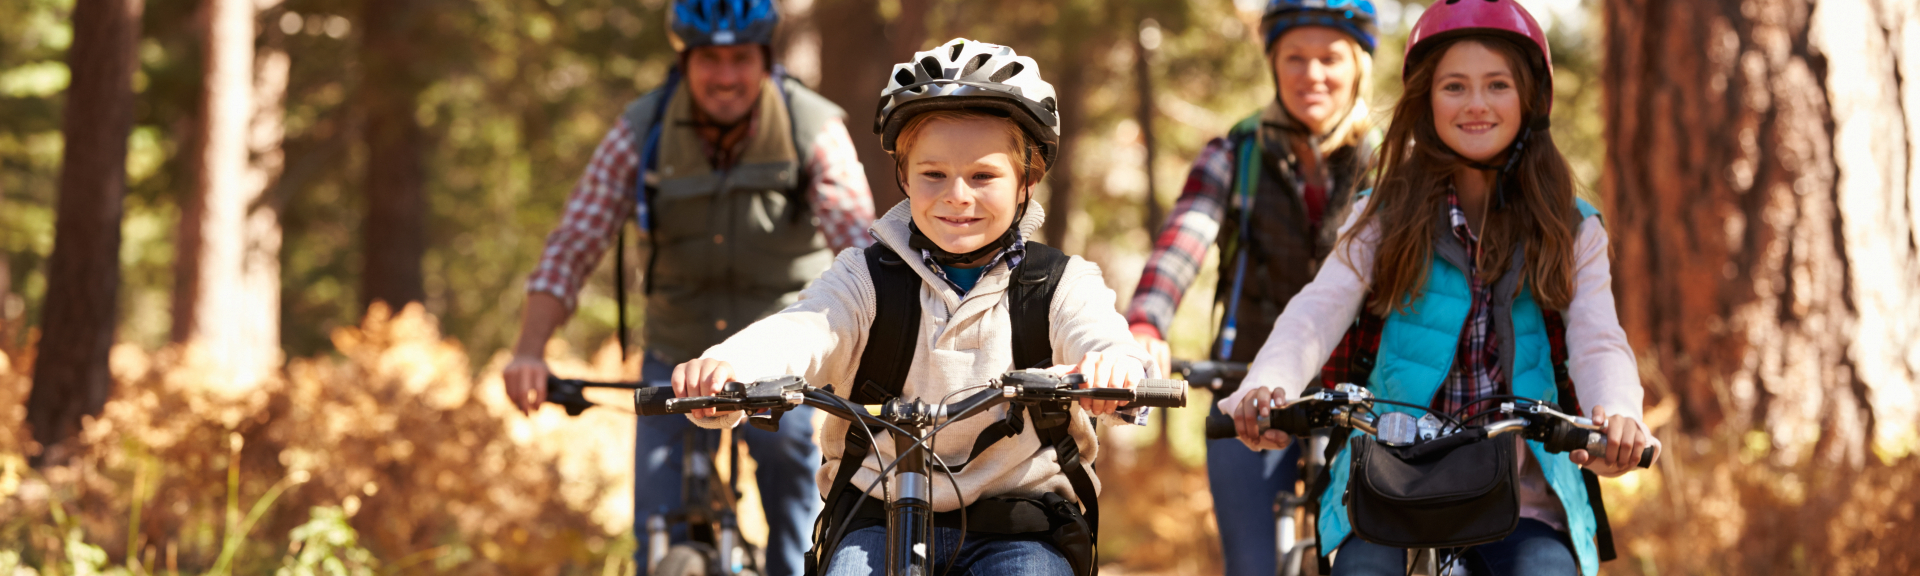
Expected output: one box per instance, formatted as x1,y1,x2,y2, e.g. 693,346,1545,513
1124,2,1377,575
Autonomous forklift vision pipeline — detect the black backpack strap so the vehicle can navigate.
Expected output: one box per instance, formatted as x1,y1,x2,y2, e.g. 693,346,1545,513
1011,242,1070,370
809,244,921,575
807,427,872,575
850,244,922,403
1036,414,1101,555
1013,242,1096,563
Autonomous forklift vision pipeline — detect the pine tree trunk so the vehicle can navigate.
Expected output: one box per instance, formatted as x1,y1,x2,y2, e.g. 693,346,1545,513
1039,57,1083,249
27,0,144,465
1602,0,1920,465
178,0,287,392
816,0,929,213
359,0,428,312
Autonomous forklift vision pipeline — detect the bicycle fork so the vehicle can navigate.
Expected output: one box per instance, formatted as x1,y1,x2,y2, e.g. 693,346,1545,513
887,426,936,576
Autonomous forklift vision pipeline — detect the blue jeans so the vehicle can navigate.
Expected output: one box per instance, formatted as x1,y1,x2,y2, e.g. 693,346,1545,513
634,352,821,576
821,525,1072,576
1207,403,1304,576
1329,519,1577,576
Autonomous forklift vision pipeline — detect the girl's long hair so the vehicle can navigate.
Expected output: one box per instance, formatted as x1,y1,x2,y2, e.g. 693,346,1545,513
1353,35,1580,315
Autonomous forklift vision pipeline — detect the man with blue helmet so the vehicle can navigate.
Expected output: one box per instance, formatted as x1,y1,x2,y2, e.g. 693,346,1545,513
503,1,875,574
1125,1,1377,575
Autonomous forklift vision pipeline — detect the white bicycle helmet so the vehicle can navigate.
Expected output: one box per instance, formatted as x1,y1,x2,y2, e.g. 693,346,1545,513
874,38,1061,167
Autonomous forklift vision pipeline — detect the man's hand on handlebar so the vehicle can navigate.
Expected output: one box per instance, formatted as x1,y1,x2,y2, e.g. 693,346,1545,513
1233,386,1294,452
1569,405,1659,476
504,355,551,416
672,358,737,419
1054,351,1144,416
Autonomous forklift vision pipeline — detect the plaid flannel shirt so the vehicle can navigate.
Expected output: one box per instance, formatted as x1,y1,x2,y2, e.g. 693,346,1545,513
1126,138,1234,336
1317,226,1580,413
526,114,875,310
1433,191,1504,419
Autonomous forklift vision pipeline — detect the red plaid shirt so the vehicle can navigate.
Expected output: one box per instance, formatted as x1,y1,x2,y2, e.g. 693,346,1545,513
1126,139,1234,336
526,115,875,310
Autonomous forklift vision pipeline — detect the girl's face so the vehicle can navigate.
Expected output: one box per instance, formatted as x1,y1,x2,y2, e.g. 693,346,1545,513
903,117,1027,256
1430,41,1524,163
1272,26,1359,136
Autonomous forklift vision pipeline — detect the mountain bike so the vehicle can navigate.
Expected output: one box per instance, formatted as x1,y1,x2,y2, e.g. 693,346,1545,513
1204,383,1654,575
547,376,764,576
1174,359,1321,576
632,369,1188,576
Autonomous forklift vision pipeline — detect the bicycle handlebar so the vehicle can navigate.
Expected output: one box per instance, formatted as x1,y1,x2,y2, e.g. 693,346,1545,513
636,370,1187,425
545,376,659,416
1170,359,1249,391
1202,386,1654,468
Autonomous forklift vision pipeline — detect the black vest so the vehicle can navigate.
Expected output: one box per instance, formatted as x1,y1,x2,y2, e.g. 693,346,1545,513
1212,117,1371,362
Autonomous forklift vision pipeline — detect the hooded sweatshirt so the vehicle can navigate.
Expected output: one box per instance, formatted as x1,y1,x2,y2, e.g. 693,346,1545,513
690,200,1155,511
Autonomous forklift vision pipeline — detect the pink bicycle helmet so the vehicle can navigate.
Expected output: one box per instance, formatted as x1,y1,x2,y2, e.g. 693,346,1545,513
1404,0,1553,112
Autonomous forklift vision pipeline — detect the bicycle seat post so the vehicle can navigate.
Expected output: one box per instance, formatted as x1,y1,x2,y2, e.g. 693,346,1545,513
886,421,936,576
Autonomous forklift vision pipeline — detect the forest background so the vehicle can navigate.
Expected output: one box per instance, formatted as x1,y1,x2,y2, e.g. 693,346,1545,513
2,0,1918,574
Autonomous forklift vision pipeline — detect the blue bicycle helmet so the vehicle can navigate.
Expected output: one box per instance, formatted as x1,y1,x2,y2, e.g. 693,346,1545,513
1262,0,1379,54
667,0,779,51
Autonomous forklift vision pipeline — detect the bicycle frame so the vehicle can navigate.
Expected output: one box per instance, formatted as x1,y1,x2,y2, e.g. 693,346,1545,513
546,377,760,575
637,371,1187,576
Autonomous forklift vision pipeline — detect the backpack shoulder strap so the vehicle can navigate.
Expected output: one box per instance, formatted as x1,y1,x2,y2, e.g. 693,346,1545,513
811,243,920,575
1542,309,1620,562
778,72,846,163
1010,242,1071,370
850,243,923,403
612,76,679,354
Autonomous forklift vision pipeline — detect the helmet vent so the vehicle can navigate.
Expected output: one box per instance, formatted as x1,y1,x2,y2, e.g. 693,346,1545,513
961,54,991,78
949,42,965,60
1041,97,1057,114
988,62,1024,83
895,68,915,88
919,56,943,80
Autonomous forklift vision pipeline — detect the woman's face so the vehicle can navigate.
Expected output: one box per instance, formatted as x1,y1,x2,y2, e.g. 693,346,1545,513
1272,26,1359,136
903,117,1026,256
1430,41,1524,163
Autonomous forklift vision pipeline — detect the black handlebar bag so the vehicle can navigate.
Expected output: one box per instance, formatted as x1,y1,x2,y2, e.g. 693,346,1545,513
1345,432,1520,549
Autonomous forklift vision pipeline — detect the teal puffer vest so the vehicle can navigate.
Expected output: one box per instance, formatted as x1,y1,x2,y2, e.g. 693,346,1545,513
1317,197,1604,576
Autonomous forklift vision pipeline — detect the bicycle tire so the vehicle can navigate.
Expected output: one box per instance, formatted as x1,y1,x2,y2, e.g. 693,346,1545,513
654,545,710,576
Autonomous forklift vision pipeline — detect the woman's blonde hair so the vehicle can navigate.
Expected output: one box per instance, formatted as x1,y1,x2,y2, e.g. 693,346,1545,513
890,109,1049,192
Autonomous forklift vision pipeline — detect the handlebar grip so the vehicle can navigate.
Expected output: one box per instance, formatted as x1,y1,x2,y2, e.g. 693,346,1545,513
1270,404,1317,437
1204,415,1237,440
633,386,676,416
1126,378,1187,408
1585,435,1657,469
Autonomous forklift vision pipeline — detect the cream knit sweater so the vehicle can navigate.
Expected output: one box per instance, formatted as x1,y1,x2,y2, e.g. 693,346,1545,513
691,200,1154,511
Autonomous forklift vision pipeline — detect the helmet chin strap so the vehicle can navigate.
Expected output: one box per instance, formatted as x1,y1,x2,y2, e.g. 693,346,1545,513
907,188,1033,267
1460,116,1549,211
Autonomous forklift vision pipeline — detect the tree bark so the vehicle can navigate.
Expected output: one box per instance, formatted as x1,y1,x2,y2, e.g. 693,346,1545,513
177,0,287,392
27,0,145,465
1040,40,1087,249
1135,23,1163,236
1602,0,1920,465
815,0,930,213
358,0,428,313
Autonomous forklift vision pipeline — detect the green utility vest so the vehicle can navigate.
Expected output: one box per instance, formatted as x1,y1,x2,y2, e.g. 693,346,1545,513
620,75,845,363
